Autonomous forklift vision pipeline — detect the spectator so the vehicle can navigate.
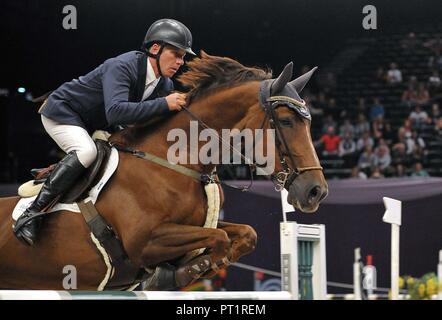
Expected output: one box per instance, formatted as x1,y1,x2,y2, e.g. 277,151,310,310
372,115,386,140
424,36,442,55
369,97,385,121
350,166,367,180
339,118,355,138
338,132,357,166
407,75,418,90
393,127,415,157
401,83,418,108
387,62,403,84
409,105,428,130
370,167,385,179
391,142,412,167
382,121,395,143
375,67,387,83
429,103,441,123
356,131,374,152
411,162,430,177
315,92,328,110
339,133,356,156
373,144,392,174
410,130,427,163
358,145,376,176
428,70,441,94
325,98,342,119
354,113,370,139
321,114,337,134
318,72,337,94
395,163,407,177
356,97,367,115
304,96,323,116
375,137,389,149
401,32,420,50
428,53,442,72
416,83,430,106
317,126,341,157
398,119,413,140
404,131,416,155
435,117,442,141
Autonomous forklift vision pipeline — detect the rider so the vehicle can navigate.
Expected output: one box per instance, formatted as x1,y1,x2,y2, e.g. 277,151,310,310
13,18,195,246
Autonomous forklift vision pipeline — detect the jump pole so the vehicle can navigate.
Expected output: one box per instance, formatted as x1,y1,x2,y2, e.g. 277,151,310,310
382,197,402,300
438,250,442,300
353,248,362,300
280,189,327,300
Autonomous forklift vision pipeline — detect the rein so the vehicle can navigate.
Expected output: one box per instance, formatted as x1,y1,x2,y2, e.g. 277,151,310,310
180,105,256,192
112,80,323,192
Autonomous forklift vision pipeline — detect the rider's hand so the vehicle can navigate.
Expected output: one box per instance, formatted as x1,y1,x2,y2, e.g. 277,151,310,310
165,93,187,111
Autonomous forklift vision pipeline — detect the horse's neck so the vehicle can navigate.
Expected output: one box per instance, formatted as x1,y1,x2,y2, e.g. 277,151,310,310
111,81,262,172
117,81,262,173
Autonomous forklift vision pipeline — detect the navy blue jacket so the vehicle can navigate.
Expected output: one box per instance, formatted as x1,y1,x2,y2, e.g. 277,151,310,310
41,51,173,133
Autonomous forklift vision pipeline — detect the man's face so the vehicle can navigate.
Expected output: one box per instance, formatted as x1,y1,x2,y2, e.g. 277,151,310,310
150,44,186,78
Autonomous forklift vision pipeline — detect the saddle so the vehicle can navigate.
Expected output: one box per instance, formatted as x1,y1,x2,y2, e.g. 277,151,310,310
24,139,111,204
23,139,149,289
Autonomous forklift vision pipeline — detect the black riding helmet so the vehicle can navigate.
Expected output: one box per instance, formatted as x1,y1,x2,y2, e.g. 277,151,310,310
142,19,195,77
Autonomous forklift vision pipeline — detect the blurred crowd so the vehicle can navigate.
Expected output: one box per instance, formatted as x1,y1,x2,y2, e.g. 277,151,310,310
303,32,442,179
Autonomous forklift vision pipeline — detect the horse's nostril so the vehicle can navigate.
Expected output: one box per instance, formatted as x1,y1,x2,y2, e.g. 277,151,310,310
308,185,321,202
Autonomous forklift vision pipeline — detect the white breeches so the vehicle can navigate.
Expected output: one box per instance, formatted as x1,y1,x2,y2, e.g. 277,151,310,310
41,115,97,168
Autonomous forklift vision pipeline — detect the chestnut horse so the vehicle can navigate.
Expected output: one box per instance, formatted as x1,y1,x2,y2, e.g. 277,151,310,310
0,52,328,290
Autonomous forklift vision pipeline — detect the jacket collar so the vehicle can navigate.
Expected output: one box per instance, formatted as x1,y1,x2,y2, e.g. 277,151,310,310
134,52,147,102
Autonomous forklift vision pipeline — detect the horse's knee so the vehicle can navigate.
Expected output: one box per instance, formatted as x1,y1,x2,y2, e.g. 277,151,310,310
210,229,230,253
240,225,258,250
233,225,257,255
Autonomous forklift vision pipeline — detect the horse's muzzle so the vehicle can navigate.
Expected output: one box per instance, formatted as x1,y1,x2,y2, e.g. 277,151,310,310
287,171,328,213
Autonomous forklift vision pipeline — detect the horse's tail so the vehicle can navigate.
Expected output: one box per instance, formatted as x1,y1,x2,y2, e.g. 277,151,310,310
32,91,52,103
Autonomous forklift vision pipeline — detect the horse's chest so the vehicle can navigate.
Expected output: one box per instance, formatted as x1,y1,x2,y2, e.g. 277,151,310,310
179,183,220,228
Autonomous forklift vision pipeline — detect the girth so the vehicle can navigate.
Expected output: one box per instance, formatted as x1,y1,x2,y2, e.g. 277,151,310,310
77,200,149,290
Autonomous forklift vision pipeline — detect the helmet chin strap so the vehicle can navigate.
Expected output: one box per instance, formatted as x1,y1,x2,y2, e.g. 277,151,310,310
147,43,165,77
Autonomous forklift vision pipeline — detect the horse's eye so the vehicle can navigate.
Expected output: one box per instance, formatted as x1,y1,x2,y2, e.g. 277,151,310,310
279,119,293,127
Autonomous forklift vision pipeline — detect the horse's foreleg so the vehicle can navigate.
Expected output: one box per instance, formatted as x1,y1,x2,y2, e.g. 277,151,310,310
141,222,231,267
140,222,231,290
217,221,257,262
200,221,258,279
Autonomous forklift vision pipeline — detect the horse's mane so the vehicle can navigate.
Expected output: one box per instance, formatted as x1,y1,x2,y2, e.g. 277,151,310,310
114,51,272,146
178,50,272,101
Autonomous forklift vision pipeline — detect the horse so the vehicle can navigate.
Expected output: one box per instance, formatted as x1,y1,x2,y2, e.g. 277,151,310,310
0,51,328,290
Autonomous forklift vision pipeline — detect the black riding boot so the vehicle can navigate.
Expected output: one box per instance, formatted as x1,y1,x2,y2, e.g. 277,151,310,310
13,151,86,246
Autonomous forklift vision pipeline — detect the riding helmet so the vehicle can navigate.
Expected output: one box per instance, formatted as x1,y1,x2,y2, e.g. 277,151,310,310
143,18,195,55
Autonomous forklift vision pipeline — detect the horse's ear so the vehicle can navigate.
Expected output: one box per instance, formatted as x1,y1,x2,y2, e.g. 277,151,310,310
270,62,293,95
288,66,318,93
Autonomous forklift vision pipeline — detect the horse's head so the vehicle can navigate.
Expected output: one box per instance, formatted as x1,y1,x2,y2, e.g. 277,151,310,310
260,62,328,213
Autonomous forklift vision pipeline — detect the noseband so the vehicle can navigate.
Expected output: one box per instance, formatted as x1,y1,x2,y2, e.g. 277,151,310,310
259,81,323,191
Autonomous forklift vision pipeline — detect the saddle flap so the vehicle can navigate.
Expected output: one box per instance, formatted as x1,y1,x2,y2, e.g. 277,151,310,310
60,139,111,203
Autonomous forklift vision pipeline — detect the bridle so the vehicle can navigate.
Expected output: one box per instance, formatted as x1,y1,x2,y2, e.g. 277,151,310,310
179,79,323,192
258,81,323,191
